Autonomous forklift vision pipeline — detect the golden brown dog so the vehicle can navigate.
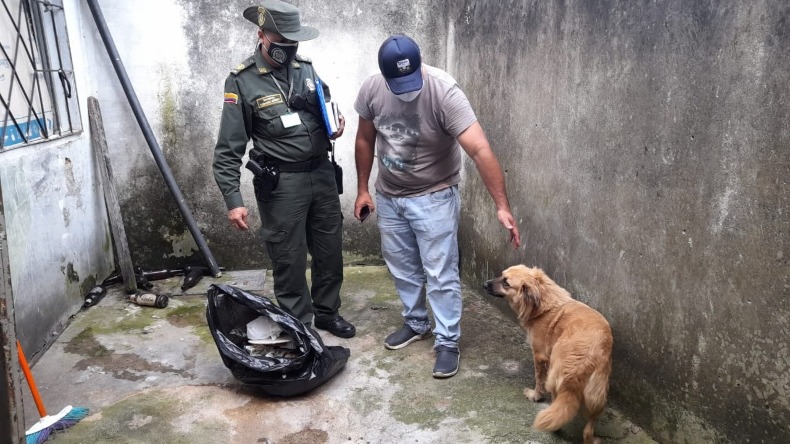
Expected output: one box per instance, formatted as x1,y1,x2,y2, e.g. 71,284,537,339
484,265,613,444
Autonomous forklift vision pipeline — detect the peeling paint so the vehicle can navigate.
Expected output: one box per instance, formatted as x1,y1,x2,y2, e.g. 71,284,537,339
160,227,199,259
157,64,180,151
713,186,736,234
63,263,80,283
63,157,84,209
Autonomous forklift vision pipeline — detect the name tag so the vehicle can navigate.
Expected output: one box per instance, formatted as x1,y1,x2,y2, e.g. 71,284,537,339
256,94,283,109
280,112,301,128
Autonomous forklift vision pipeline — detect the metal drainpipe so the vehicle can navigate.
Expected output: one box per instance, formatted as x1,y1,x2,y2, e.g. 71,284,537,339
86,0,221,278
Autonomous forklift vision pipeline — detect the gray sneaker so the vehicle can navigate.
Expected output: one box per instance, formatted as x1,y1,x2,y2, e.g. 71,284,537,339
432,346,460,378
384,324,432,350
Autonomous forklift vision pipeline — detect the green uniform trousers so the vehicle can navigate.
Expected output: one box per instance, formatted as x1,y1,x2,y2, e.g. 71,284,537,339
254,159,343,324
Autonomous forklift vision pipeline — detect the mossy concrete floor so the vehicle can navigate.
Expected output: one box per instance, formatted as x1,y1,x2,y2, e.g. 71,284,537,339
22,266,657,444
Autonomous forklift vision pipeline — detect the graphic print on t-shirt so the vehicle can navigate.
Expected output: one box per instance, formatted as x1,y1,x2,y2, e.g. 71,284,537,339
377,114,420,173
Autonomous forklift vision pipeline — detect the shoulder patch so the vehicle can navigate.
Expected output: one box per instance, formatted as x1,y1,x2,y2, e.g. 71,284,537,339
224,92,239,105
230,57,255,75
295,54,312,63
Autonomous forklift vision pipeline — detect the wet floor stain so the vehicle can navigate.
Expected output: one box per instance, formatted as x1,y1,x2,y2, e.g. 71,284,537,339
65,327,191,381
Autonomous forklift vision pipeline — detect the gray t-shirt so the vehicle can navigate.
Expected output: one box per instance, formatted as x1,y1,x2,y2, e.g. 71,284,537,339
354,64,477,197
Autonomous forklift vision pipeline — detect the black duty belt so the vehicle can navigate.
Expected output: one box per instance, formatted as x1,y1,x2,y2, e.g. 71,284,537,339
263,155,326,173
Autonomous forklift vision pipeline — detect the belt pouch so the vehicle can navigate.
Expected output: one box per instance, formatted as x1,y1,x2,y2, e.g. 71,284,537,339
332,161,343,195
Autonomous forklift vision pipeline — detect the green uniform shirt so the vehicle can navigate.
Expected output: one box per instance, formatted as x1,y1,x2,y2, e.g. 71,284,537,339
213,50,332,210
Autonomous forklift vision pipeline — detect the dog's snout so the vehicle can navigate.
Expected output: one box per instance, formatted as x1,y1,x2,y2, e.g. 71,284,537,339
483,279,499,296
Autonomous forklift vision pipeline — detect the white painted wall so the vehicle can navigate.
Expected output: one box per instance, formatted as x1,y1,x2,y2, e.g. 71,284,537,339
1,73,113,358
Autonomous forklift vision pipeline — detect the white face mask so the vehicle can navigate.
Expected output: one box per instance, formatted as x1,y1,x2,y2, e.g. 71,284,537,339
394,88,422,102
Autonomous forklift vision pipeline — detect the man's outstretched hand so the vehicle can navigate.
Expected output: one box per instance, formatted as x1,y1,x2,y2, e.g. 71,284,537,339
228,207,249,231
497,209,521,249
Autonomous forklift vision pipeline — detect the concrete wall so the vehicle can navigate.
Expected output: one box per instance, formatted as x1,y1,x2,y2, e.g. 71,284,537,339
0,0,115,356
0,141,113,355
4,0,788,441
77,0,445,270
451,1,789,443
71,0,790,440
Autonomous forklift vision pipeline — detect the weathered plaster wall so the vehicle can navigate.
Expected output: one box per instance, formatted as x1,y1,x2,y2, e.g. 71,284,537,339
0,144,113,355
0,0,115,356
451,1,789,443
76,0,212,269
11,0,779,441
77,0,445,270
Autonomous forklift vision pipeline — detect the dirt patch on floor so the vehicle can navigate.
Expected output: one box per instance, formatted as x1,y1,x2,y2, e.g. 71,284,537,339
64,327,192,381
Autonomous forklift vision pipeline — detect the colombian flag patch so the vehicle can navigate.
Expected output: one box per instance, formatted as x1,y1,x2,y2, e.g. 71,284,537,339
224,93,238,104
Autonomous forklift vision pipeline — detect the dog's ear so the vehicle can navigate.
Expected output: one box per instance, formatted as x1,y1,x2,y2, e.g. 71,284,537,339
522,281,541,310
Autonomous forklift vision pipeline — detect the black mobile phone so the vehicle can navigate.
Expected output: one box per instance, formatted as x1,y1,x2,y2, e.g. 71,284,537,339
360,205,371,223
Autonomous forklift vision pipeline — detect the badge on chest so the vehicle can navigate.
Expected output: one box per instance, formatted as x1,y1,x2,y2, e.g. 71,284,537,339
280,111,301,128
256,94,284,109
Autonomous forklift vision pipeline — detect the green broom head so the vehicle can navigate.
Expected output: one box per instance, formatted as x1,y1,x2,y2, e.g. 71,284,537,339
26,405,89,444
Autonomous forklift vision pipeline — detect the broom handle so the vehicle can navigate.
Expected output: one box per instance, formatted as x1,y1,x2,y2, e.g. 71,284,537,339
16,340,48,417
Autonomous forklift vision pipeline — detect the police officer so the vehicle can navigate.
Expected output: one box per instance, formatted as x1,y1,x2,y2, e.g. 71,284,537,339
213,0,355,338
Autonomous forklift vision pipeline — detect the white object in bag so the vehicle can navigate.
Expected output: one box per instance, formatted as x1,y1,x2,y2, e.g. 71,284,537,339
246,316,283,341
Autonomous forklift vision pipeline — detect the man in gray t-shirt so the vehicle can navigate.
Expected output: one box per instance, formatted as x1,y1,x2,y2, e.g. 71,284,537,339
353,34,521,378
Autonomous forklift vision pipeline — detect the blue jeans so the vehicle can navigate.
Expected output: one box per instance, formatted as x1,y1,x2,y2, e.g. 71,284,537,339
376,185,461,349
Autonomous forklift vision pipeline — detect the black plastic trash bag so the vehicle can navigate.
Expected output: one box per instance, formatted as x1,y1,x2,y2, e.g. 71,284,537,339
206,284,350,396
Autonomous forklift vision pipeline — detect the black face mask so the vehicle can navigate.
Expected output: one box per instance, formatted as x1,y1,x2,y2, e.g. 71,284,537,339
264,34,298,66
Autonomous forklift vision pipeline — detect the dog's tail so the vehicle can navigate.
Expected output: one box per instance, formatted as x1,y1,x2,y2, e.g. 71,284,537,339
533,390,580,432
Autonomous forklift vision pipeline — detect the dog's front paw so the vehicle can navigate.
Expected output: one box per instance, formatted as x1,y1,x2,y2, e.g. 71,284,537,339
524,388,544,402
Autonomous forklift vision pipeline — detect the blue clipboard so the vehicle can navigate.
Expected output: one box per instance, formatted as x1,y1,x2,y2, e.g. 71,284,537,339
314,77,337,137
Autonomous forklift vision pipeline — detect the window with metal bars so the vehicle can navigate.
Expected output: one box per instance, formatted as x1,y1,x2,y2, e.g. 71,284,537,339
1,0,81,150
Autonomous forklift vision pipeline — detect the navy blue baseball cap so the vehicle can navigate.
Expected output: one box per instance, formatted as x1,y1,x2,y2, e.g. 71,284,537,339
378,34,423,95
